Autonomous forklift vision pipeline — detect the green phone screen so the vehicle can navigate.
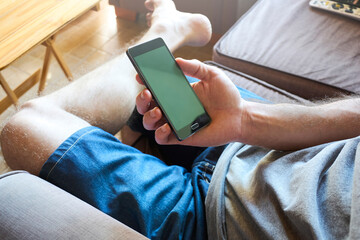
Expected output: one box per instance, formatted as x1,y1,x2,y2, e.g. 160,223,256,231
134,45,206,133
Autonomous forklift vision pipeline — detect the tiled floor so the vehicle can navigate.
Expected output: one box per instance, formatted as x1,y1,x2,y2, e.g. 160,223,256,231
0,0,214,173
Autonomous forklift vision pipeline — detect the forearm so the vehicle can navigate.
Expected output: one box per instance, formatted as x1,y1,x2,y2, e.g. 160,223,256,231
239,98,360,151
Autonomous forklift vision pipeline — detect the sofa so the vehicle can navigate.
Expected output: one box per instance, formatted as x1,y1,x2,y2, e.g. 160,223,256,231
208,0,360,102
1,0,359,238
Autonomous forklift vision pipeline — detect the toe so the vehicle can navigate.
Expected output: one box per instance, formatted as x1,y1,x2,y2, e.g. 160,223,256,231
144,0,155,11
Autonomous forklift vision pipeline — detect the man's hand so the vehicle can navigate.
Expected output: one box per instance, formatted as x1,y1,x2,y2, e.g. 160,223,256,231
135,58,244,147
135,59,360,151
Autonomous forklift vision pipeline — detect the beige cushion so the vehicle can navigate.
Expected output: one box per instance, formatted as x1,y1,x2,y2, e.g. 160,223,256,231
0,171,148,240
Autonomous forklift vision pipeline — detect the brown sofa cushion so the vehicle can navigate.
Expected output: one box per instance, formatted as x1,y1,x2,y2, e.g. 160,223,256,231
213,0,360,100
206,61,309,104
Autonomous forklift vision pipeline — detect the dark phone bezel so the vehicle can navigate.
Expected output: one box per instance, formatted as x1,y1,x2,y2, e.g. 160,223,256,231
126,37,211,141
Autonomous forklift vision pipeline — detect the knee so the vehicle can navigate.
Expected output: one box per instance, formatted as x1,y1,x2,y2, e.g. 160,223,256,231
2,99,41,140
1,97,89,175
2,98,42,134
0,99,46,172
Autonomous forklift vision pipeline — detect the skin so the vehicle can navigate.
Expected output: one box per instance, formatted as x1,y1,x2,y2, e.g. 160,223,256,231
136,58,360,151
2,0,359,176
0,0,212,175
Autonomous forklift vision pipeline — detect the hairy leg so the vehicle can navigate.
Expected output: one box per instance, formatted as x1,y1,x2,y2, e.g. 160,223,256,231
1,0,212,175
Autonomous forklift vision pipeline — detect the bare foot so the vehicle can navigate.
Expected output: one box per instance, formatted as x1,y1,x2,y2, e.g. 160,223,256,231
144,0,212,49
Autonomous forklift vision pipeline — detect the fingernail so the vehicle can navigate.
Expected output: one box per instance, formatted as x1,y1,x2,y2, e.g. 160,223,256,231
140,91,145,100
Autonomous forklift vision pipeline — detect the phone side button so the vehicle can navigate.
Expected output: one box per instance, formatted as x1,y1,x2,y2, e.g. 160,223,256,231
191,123,200,130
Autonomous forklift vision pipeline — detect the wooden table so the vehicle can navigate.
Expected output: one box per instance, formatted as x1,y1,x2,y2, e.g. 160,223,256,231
0,0,100,113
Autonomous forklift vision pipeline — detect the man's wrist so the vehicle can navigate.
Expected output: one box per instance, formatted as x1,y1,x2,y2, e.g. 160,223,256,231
235,100,277,148
233,99,254,145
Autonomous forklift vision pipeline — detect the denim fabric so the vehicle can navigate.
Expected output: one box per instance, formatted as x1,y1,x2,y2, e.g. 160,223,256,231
39,76,266,239
39,126,224,240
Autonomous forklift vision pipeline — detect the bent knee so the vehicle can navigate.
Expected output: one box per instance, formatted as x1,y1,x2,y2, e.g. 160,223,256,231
2,98,47,138
1,98,90,175
0,99,47,173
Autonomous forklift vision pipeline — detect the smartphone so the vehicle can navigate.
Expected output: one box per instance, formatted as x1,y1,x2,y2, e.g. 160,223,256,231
126,37,211,141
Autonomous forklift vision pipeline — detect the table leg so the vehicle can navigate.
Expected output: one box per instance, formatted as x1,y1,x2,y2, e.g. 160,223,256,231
0,69,40,113
48,40,73,81
38,44,52,94
0,72,19,107
39,37,73,94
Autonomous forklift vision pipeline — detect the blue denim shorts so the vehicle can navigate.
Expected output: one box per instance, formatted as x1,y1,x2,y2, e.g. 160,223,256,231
39,126,225,240
39,77,266,239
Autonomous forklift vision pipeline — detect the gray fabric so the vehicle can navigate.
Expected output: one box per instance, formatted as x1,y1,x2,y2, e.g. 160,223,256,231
349,145,360,240
214,0,360,95
205,143,246,240
206,137,360,239
0,171,148,240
